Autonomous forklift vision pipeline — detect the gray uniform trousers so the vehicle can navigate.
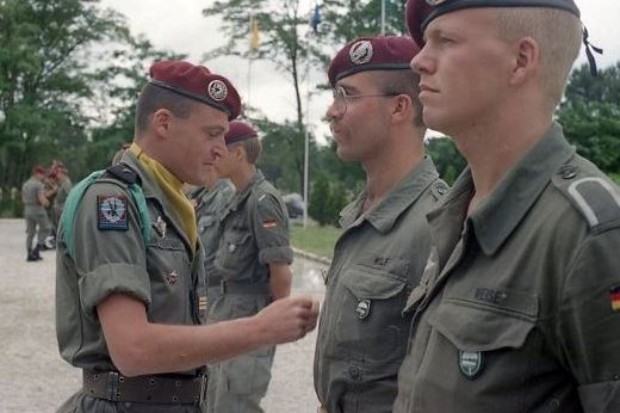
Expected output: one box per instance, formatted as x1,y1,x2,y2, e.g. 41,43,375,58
206,293,274,413
25,210,50,252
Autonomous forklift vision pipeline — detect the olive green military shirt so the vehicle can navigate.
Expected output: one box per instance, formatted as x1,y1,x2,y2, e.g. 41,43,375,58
22,176,46,215
54,175,73,210
56,152,207,374
394,123,620,413
192,180,235,277
314,157,448,413
214,169,292,285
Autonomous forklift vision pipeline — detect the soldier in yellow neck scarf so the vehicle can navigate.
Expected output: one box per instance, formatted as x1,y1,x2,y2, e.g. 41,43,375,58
55,60,319,413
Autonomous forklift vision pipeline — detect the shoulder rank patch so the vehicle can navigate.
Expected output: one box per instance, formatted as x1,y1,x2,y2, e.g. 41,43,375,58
97,195,128,231
566,177,620,229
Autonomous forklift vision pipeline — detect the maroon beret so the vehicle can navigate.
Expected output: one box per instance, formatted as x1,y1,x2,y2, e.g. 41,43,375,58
225,121,258,145
32,165,46,175
327,36,420,87
149,60,241,120
407,0,580,47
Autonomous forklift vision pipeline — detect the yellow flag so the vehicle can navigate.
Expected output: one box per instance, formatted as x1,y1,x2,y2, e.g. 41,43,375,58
250,18,260,52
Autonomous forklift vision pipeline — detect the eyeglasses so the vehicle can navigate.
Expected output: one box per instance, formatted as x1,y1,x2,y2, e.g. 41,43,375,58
331,85,399,115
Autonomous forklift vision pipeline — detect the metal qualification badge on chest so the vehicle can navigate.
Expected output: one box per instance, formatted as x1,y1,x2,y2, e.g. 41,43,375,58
97,195,128,230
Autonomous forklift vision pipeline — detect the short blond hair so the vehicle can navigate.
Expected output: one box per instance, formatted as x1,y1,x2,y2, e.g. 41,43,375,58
496,8,582,107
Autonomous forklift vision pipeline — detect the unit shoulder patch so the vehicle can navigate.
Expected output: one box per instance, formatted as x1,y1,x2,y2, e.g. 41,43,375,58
97,195,129,231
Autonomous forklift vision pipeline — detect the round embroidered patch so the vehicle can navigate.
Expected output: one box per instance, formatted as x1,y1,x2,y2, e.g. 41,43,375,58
349,40,373,65
207,79,228,101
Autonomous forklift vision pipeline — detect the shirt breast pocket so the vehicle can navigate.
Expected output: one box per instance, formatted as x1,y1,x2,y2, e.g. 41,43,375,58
334,266,408,361
145,236,191,324
429,298,537,352
220,230,253,273
427,298,538,383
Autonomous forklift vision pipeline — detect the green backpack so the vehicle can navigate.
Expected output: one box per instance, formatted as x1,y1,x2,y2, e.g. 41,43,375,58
61,165,151,259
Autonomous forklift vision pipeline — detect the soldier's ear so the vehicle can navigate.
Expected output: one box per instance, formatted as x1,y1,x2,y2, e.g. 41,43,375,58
392,94,412,123
152,109,173,137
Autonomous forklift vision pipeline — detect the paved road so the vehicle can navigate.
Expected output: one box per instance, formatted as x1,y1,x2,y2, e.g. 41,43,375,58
0,218,327,413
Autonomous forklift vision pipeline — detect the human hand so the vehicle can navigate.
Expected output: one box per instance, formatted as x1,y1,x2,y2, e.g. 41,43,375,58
255,295,320,345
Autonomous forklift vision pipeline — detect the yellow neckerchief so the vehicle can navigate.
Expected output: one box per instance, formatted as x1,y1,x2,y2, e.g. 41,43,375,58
129,143,197,251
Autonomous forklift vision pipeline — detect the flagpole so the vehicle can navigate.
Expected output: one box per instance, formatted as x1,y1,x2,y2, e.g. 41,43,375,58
381,0,386,35
248,14,254,108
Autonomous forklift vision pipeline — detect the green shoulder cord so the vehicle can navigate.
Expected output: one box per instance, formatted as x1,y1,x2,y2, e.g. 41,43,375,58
61,166,151,259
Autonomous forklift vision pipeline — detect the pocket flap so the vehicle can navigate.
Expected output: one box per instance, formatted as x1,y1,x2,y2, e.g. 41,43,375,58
341,267,406,300
428,300,535,352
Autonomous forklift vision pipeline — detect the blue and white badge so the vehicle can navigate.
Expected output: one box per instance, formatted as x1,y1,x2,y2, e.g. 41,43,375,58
97,195,128,231
458,350,484,379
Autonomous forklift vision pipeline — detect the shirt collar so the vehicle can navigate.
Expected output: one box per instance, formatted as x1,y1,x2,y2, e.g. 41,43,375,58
340,156,440,233
466,122,575,255
230,169,265,210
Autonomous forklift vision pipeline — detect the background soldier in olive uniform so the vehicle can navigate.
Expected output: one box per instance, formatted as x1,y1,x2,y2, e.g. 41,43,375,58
207,121,293,413
22,165,52,261
188,167,234,312
51,162,73,229
313,36,447,413
55,60,319,413
394,1,620,412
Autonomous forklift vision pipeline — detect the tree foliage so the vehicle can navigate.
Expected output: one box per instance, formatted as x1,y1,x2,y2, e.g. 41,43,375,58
557,63,620,175
0,0,185,193
202,0,324,193
309,172,331,226
319,0,408,44
0,0,128,187
426,137,466,185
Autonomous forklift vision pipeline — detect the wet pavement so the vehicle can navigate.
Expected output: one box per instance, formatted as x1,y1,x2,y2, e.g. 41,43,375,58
0,219,328,413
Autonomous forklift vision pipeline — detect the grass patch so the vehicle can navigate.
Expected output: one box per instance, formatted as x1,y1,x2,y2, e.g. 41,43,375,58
290,222,342,259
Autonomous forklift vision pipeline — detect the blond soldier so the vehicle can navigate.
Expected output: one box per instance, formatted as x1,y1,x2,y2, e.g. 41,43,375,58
394,1,620,412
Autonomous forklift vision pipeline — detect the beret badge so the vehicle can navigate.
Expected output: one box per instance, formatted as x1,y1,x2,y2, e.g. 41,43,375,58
349,40,373,65
208,79,228,101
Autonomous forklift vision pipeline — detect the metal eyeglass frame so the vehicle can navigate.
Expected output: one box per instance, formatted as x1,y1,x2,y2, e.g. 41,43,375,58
331,85,400,115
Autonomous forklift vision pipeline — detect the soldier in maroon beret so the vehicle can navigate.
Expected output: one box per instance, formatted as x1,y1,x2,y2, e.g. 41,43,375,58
394,1,620,413
55,61,319,412
314,35,448,413
206,120,294,413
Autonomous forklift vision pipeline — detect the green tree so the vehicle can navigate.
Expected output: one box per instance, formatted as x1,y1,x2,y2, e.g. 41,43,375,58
327,181,348,226
0,0,128,188
426,137,467,185
202,0,325,193
309,172,331,226
557,63,620,175
319,0,408,44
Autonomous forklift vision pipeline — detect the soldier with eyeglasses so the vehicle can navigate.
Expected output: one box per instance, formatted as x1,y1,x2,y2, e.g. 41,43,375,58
313,35,448,413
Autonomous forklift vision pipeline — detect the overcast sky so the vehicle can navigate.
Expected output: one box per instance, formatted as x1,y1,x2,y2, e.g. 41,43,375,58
100,0,620,141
